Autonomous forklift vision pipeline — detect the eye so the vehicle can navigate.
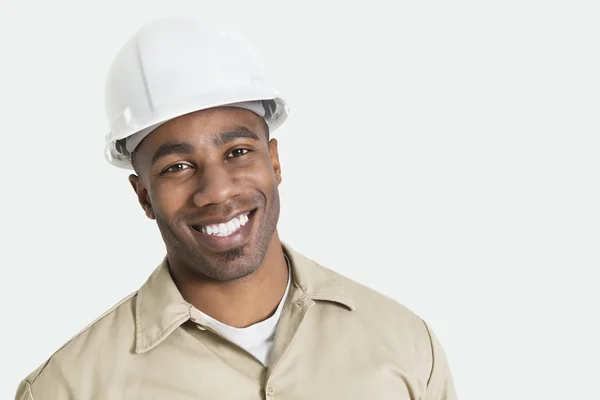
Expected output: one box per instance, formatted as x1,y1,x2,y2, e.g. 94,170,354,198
227,148,250,158
163,163,192,173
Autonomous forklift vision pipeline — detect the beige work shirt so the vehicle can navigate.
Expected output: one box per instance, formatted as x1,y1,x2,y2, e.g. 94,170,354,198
15,244,457,399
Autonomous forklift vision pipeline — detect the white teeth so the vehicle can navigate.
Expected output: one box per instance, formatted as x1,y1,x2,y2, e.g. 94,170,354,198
200,212,250,237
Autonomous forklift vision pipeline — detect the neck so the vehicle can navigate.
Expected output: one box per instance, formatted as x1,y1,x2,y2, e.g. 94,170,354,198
171,235,289,328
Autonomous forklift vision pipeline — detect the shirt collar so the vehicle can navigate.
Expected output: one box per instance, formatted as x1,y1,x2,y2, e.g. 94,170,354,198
134,257,193,354
282,243,355,311
134,243,355,353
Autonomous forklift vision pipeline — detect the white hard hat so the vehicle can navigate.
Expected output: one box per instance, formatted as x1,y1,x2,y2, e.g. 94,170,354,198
103,16,289,169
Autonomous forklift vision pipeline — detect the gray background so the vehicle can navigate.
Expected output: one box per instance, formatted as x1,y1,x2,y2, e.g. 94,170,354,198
1,0,598,399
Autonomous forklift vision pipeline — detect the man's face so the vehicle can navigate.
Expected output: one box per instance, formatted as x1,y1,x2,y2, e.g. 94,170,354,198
129,107,282,281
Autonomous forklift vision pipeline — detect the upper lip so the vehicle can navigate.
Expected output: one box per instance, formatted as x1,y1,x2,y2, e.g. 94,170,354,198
188,209,255,228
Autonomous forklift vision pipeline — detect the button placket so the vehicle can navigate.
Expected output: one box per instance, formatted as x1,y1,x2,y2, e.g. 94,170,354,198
266,385,274,399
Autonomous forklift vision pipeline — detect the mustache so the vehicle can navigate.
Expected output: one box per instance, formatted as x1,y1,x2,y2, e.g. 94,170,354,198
178,194,264,223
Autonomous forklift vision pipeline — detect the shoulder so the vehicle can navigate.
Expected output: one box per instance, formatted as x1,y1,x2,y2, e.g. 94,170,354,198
287,245,457,396
314,258,443,385
325,263,430,336
288,244,432,341
16,291,138,397
289,245,436,369
289,244,425,329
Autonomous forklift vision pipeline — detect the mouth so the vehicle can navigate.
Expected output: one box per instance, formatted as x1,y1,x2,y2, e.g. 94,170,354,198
190,209,257,237
188,209,257,251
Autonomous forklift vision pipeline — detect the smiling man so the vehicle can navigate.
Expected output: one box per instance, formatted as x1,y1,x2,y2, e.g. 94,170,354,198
129,106,289,335
15,16,457,400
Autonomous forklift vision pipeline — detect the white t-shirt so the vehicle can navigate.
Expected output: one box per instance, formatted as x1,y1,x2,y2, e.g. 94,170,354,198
194,264,292,366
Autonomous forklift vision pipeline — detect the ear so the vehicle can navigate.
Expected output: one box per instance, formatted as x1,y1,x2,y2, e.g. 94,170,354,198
129,174,155,220
268,138,282,185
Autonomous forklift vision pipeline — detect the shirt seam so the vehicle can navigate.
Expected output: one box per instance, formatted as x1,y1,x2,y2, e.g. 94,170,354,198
19,380,34,400
423,319,436,388
28,291,138,385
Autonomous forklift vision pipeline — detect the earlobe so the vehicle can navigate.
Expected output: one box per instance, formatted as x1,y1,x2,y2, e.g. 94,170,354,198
129,174,156,220
145,206,155,220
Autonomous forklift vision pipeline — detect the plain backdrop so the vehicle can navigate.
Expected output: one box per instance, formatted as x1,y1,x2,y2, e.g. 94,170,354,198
1,0,598,399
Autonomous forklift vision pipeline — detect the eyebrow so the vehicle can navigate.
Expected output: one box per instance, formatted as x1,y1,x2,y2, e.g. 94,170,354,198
150,127,261,166
151,142,195,166
212,127,261,147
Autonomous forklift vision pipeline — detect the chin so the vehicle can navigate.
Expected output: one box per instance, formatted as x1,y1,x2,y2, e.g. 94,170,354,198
193,246,263,281
203,262,259,281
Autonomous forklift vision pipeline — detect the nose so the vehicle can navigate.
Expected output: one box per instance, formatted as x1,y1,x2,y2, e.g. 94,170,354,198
192,162,241,208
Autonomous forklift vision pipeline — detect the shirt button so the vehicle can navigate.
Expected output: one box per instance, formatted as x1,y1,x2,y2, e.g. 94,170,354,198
266,386,274,398
295,299,304,307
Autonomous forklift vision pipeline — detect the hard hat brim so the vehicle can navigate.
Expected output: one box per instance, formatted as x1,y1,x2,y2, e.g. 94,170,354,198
104,96,288,170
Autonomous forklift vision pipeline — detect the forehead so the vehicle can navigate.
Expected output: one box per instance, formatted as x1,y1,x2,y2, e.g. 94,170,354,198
142,106,266,148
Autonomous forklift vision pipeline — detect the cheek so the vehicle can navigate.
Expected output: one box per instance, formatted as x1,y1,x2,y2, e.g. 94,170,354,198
151,184,191,218
232,157,274,182
241,162,278,190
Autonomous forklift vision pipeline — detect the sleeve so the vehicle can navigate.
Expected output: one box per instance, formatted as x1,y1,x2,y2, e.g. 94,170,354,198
423,320,458,400
14,381,35,400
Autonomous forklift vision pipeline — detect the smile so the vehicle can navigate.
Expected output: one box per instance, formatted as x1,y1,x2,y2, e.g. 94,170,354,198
191,210,255,237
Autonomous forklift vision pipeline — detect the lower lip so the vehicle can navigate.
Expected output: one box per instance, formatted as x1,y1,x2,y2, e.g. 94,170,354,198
189,210,256,251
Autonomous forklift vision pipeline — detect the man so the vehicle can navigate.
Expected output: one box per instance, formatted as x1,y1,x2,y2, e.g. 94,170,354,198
15,16,457,399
